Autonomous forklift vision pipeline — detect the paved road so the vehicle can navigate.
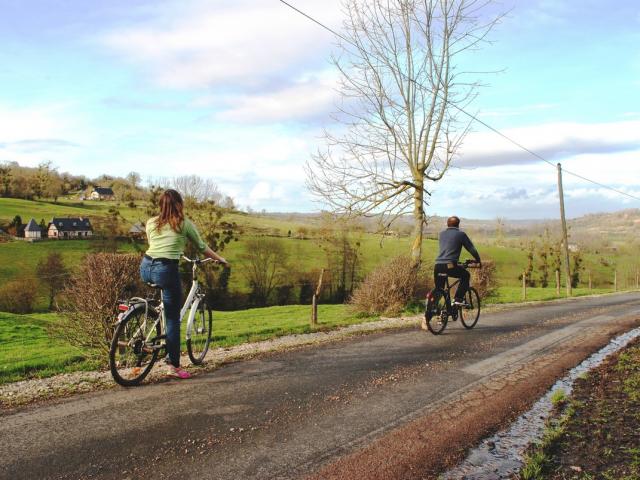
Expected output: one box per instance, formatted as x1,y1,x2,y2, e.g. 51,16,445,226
2,293,640,480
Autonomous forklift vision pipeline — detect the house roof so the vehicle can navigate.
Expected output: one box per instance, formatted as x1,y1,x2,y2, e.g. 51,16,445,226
94,187,114,195
24,218,42,232
49,217,93,232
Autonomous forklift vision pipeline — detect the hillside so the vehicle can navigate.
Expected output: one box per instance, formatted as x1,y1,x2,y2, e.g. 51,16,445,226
1,198,638,312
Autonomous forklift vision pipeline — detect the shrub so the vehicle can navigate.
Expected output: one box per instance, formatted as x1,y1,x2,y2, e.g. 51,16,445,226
55,253,145,361
471,259,497,298
413,266,435,302
349,255,417,316
0,278,38,313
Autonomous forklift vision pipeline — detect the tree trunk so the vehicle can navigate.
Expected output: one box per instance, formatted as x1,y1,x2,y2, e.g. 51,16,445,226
410,186,424,268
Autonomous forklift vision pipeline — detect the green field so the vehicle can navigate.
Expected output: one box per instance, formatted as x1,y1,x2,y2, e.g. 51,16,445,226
492,286,613,304
0,312,99,384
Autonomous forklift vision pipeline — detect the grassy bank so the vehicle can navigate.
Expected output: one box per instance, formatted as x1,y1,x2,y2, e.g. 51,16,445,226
0,312,99,385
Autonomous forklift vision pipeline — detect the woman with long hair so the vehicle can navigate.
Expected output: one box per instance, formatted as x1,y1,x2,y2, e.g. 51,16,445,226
140,189,228,379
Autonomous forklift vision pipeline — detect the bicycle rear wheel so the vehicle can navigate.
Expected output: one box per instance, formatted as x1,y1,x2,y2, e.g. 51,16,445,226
109,306,161,387
425,288,449,335
186,300,212,365
460,287,481,329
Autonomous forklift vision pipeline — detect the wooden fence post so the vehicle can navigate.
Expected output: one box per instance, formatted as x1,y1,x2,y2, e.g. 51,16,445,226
588,270,592,291
636,269,639,290
311,268,326,326
522,271,527,301
614,270,617,292
555,270,560,296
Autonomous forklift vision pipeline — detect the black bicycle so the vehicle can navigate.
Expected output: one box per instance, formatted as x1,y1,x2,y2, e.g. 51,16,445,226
425,260,481,335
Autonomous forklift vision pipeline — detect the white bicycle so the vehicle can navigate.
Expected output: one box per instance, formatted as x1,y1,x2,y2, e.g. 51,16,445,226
109,256,215,386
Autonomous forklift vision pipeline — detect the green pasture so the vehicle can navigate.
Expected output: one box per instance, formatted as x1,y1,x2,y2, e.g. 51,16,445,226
491,286,614,304
0,312,98,385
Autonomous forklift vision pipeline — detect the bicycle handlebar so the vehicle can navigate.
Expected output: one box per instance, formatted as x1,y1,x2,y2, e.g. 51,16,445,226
462,259,481,268
181,256,219,265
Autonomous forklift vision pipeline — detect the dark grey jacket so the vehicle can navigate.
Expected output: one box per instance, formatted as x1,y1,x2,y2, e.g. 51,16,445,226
435,227,481,264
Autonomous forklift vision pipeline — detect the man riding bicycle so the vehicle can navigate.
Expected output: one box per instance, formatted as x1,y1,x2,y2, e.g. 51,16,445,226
431,215,481,311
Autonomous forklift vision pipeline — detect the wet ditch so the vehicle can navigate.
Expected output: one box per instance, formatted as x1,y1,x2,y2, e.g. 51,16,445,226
440,325,640,480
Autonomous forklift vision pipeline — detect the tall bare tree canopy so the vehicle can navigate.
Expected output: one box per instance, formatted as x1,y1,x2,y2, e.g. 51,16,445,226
307,0,500,266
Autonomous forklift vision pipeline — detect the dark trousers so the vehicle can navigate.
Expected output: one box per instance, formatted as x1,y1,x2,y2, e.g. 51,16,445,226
140,256,183,367
434,263,470,301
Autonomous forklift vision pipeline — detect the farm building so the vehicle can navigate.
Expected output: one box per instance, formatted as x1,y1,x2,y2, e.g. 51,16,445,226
24,218,42,239
48,217,93,239
90,187,115,201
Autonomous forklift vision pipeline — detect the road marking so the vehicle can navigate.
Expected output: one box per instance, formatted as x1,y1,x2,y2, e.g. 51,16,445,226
462,315,615,376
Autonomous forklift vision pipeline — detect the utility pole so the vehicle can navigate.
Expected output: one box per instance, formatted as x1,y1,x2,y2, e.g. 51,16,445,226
557,163,572,296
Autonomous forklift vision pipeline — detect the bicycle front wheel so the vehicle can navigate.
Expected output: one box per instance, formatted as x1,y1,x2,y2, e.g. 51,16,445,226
186,301,212,365
109,305,161,387
460,287,481,329
425,288,448,335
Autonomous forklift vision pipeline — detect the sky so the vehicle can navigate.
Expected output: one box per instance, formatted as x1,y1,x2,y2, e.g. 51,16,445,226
0,0,639,219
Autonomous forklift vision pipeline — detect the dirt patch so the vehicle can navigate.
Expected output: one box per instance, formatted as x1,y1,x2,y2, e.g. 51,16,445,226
523,337,640,479
306,317,640,480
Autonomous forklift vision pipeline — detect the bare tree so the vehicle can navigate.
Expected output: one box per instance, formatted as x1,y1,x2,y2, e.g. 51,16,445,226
307,0,500,266
172,175,222,206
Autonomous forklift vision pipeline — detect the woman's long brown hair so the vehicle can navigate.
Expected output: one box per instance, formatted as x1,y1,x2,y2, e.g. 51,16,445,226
155,189,184,233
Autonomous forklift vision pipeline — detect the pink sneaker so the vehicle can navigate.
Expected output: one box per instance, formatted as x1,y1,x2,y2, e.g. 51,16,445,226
167,366,191,379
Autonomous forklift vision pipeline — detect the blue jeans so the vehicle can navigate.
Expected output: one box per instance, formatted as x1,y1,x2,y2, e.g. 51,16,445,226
140,256,183,367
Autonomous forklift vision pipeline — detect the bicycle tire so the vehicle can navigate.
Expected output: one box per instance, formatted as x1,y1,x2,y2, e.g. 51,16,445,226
109,305,161,387
186,300,212,365
460,287,481,329
425,288,449,335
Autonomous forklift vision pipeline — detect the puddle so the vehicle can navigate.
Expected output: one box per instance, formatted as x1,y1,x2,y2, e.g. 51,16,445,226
440,326,640,480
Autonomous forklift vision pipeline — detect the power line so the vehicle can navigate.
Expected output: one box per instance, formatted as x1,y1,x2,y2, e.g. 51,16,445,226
277,0,640,203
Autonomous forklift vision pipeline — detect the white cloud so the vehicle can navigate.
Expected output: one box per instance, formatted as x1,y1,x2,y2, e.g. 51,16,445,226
204,70,339,124
458,120,640,168
100,0,342,90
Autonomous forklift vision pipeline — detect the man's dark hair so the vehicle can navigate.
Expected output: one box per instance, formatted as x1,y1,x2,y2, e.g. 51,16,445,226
447,216,460,228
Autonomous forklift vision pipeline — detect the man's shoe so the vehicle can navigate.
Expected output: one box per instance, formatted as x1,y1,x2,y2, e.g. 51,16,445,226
452,299,465,306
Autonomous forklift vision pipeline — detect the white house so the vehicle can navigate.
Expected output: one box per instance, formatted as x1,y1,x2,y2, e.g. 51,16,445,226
48,217,93,239
90,187,115,201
